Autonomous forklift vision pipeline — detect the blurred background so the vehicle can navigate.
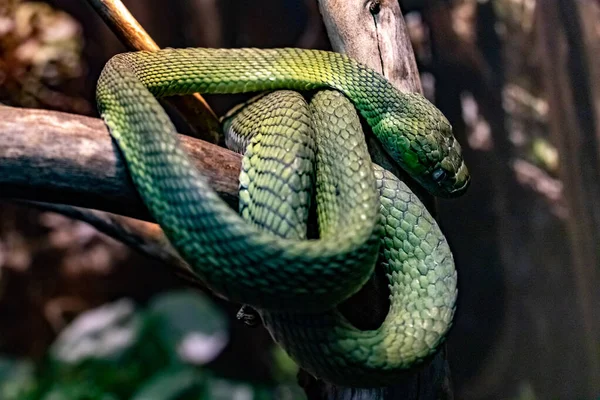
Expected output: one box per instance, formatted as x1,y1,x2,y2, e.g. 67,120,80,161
0,0,599,399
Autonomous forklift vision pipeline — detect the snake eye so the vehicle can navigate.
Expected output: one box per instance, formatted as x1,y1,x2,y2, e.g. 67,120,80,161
432,168,447,184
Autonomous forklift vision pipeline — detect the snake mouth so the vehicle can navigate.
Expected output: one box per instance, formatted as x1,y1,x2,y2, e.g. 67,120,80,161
447,174,471,198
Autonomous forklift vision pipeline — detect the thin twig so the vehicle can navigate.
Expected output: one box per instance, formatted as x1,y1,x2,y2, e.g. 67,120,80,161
85,0,222,144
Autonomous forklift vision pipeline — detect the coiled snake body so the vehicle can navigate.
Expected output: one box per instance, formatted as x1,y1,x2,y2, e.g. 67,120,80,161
97,48,469,386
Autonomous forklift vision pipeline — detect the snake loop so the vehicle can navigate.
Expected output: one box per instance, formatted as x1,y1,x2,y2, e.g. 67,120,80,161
97,48,469,386
225,90,457,386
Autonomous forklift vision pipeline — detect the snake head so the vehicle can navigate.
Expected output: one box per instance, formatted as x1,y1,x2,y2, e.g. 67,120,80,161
424,115,470,197
375,93,470,198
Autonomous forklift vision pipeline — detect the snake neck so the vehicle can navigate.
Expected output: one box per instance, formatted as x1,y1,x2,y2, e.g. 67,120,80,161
118,47,394,127
110,47,470,199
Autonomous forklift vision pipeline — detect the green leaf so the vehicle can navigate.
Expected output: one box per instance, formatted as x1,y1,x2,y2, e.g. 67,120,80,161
50,299,142,364
206,378,257,400
39,383,118,400
131,367,206,400
46,299,168,398
0,357,37,399
148,290,228,366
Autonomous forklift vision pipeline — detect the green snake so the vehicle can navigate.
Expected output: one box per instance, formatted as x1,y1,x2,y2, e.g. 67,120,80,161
97,48,469,386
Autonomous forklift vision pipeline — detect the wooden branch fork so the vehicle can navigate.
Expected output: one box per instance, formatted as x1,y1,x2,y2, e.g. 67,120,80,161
0,0,454,398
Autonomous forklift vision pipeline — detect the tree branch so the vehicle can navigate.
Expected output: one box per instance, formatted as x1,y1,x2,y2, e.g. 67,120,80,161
319,0,422,94
0,105,240,221
85,0,222,144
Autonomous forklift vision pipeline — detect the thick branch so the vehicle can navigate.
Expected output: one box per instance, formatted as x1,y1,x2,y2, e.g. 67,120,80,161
318,0,429,329
319,0,422,94
0,105,240,220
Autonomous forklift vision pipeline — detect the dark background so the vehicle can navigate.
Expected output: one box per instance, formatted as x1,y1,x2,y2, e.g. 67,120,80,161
0,0,599,399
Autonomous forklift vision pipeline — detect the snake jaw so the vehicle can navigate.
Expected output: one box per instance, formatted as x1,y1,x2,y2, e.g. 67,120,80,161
374,106,470,198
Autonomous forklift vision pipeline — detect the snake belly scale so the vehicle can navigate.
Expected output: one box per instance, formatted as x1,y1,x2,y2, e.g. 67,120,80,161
96,47,469,386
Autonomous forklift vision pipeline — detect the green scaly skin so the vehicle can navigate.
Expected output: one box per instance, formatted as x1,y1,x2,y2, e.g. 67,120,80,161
225,90,457,386
96,47,469,386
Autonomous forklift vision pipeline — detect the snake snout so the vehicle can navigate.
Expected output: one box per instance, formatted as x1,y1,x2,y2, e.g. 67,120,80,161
386,94,470,199
444,167,471,198
430,119,470,198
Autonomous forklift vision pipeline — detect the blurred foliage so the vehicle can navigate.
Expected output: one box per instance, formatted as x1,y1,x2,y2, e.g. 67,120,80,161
0,0,90,113
494,0,560,175
0,290,305,400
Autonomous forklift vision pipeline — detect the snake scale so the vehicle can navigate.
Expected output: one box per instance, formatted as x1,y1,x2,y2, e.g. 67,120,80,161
97,48,470,386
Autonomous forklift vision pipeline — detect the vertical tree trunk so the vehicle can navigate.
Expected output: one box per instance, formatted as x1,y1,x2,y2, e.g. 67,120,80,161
537,0,600,397
420,1,599,398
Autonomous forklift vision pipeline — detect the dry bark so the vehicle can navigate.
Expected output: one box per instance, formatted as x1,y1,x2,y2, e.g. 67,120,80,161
319,0,421,94
0,105,240,220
